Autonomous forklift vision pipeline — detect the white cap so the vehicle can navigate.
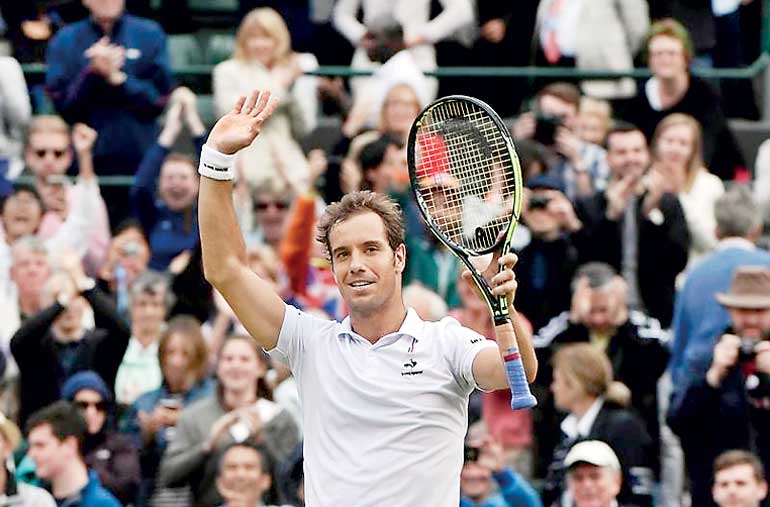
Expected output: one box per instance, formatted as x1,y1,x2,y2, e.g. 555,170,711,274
565,441,621,471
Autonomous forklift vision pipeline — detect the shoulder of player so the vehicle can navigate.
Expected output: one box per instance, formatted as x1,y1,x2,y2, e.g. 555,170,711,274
418,315,488,347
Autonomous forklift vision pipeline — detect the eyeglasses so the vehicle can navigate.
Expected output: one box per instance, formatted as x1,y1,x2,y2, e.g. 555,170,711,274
34,149,67,159
254,201,290,212
73,400,108,412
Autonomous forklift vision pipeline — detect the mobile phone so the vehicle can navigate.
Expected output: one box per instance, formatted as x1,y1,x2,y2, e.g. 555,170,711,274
464,445,480,463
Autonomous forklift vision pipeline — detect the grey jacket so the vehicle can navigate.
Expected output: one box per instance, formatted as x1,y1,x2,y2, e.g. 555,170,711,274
158,394,300,507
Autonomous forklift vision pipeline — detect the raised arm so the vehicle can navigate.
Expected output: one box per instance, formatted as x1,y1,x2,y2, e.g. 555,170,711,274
199,90,286,350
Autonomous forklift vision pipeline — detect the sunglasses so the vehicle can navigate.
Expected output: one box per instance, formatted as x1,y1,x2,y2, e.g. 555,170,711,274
73,400,108,412
254,201,290,212
34,148,67,159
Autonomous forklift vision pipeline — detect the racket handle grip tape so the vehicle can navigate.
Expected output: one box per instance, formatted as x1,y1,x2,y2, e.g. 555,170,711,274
504,348,537,410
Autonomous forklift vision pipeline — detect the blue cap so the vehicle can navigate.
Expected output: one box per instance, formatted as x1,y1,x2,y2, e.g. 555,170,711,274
525,174,565,193
61,371,112,403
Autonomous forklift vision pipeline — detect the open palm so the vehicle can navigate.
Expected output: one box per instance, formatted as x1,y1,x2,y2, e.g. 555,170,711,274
206,90,280,155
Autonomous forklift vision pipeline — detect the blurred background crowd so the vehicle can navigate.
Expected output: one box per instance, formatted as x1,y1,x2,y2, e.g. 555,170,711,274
0,0,768,506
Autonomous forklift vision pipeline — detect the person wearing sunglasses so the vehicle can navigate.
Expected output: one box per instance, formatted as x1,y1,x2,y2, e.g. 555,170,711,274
61,371,140,506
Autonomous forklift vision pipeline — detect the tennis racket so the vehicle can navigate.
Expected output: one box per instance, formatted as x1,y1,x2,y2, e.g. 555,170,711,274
407,95,536,410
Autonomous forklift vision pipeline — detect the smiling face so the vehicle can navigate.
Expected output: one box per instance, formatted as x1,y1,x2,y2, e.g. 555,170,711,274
606,130,650,182
655,122,695,171
217,338,264,394
329,212,406,318
381,85,421,139
159,160,199,212
648,35,688,81
568,464,622,507
2,191,43,241
25,132,72,178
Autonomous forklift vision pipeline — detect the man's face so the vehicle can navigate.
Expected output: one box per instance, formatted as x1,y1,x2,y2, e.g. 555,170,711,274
329,212,405,317
460,462,493,501
728,307,770,340
648,35,688,80
83,0,125,21
713,464,768,507
523,190,561,238
217,446,270,501
584,286,626,335
606,131,650,181
10,248,50,295
25,132,72,179
129,290,167,337
567,464,622,507
159,161,199,212
538,94,578,131
28,424,70,481
2,191,43,240
73,389,107,435
253,194,290,247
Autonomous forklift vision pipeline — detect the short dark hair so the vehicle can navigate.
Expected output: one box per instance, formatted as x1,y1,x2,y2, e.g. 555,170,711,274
536,82,582,110
1,185,43,213
359,135,400,172
113,218,147,239
604,121,644,151
714,450,766,483
217,440,273,476
26,401,87,454
316,191,405,262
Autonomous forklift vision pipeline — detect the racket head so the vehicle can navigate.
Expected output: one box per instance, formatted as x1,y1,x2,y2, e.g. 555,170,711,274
407,95,523,258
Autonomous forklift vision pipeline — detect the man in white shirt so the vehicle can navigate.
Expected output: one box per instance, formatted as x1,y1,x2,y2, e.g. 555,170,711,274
197,89,537,507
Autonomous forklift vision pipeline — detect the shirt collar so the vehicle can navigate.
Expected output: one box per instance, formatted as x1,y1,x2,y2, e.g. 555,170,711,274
561,397,605,440
337,308,424,348
715,237,756,251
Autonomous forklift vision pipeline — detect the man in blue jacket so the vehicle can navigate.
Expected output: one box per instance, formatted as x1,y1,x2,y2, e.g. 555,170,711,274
45,0,173,224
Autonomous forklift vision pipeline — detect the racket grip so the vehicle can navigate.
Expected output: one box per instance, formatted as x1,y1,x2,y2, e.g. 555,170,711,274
504,348,537,410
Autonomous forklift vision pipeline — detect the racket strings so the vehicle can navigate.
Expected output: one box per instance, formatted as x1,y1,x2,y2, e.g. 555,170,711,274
415,100,517,253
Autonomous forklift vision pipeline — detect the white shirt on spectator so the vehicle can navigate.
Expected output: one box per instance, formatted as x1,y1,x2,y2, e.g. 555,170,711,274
114,336,162,406
273,304,495,507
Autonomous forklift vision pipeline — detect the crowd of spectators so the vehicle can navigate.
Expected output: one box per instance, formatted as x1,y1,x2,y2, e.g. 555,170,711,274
0,0,768,506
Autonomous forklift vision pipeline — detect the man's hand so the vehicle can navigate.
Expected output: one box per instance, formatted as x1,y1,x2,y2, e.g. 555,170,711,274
605,173,637,221
545,190,582,232
754,341,770,375
480,19,506,44
569,276,591,323
707,334,741,387
512,112,536,140
72,123,98,156
642,167,666,216
461,253,519,308
158,100,184,148
206,90,280,155
555,127,582,168
476,436,506,473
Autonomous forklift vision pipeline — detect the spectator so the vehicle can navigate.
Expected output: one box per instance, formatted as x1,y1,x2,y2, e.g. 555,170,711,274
215,441,286,507
11,252,130,426
213,7,313,192
515,175,581,333
45,0,174,224
542,343,656,507
460,435,542,507
97,220,151,316
26,401,121,507
668,266,770,507
0,56,31,177
403,283,448,321
62,371,140,505
130,88,204,272
31,121,110,277
621,19,744,180
576,97,612,147
712,450,768,507
754,139,770,234
123,315,213,507
534,262,669,472
650,113,724,263
533,0,649,100
563,440,629,507
669,186,770,386
573,122,689,327
159,335,299,507
332,0,473,101
0,412,56,506
114,271,171,406
512,83,610,200
237,180,293,254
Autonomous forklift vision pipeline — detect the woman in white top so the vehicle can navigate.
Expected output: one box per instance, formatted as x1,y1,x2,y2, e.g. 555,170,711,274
213,8,316,191
650,113,725,263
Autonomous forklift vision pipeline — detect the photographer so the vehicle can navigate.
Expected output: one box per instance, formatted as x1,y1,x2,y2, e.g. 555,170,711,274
668,266,770,507
460,434,542,507
512,83,610,200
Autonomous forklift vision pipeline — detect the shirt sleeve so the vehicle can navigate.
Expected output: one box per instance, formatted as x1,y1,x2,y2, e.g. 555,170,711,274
273,303,336,376
441,318,497,393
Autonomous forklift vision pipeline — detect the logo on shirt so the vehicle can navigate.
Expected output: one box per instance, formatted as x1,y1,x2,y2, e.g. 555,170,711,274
470,337,482,344
401,358,423,376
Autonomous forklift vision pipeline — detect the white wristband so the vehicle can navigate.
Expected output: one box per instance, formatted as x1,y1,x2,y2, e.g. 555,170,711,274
198,144,237,181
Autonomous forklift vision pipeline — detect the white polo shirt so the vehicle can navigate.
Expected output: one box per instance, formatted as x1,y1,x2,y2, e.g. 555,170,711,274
274,304,497,507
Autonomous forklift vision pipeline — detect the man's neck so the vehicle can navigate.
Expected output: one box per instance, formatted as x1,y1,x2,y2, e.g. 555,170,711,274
94,16,117,35
132,329,159,348
222,388,257,411
18,293,41,316
350,300,408,344
52,461,89,500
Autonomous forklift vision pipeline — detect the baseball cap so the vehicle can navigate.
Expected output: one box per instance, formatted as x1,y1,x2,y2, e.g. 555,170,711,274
525,174,564,193
564,440,621,471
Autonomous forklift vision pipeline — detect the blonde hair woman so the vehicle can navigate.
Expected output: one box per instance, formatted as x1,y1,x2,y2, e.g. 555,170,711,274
213,7,318,191
542,343,655,507
651,113,725,261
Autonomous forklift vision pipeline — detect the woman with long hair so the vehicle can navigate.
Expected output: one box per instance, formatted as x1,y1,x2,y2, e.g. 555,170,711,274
650,113,724,262
158,334,299,507
542,343,656,507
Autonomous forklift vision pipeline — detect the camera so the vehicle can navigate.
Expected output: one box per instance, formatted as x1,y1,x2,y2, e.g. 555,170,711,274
738,337,758,362
533,114,563,146
121,241,141,257
528,194,551,210
464,445,480,463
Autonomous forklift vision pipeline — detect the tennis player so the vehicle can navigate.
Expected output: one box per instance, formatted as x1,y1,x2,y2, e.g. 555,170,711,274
198,90,537,506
